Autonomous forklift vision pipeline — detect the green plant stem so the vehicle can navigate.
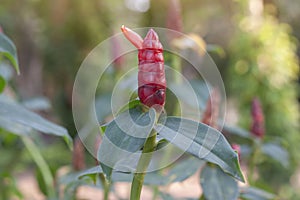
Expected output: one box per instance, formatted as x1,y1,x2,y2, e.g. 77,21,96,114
151,186,159,200
22,136,56,199
248,139,260,184
130,131,157,200
99,173,110,200
172,55,182,116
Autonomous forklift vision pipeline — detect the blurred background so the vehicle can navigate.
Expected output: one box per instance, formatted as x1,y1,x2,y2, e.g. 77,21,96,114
0,0,299,199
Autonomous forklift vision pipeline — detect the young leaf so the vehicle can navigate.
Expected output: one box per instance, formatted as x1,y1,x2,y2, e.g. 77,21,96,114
0,33,20,74
0,98,72,148
154,117,245,182
200,164,239,200
97,106,156,179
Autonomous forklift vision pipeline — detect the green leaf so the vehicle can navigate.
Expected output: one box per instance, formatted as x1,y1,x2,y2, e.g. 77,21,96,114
95,94,112,123
0,98,72,148
0,33,20,74
116,99,141,114
0,115,32,135
0,75,5,93
59,171,101,200
78,156,204,186
159,192,198,200
221,124,252,139
169,80,210,110
154,117,245,182
206,44,226,57
97,106,156,179
239,187,275,200
166,156,205,183
159,192,174,200
261,143,289,168
0,62,14,81
200,164,239,200
77,165,103,179
22,97,51,111
115,156,204,185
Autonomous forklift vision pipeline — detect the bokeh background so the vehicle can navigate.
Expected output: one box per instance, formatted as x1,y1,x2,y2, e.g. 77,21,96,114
0,0,299,199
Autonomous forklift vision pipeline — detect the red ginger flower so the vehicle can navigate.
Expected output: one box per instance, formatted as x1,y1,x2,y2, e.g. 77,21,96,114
122,26,166,107
251,97,265,139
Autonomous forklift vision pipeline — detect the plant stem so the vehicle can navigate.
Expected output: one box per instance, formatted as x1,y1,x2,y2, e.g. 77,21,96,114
22,136,56,199
130,131,157,200
152,186,159,200
99,173,110,200
248,139,260,184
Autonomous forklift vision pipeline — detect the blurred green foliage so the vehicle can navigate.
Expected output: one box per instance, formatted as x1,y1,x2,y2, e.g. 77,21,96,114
0,0,299,199
226,1,300,197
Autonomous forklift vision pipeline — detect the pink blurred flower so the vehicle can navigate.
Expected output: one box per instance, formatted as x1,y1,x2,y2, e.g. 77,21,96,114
201,87,220,130
72,136,86,171
251,97,265,139
232,143,241,156
111,33,125,71
232,143,242,163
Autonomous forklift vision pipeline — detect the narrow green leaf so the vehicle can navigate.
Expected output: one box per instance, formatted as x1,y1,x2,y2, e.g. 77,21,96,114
154,117,245,182
0,116,32,135
0,98,72,148
97,106,156,179
0,75,5,93
261,143,289,168
0,33,20,74
206,44,226,57
221,124,252,139
22,97,51,111
200,164,239,200
77,165,103,179
239,187,275,200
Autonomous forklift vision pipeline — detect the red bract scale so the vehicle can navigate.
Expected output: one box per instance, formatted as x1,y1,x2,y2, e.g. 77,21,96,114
122,26,166,107
251,97,265,139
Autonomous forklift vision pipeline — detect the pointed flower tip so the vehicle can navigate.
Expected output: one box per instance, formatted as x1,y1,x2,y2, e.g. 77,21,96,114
121,25,144,49
145,28,159,41
121,25,127,33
